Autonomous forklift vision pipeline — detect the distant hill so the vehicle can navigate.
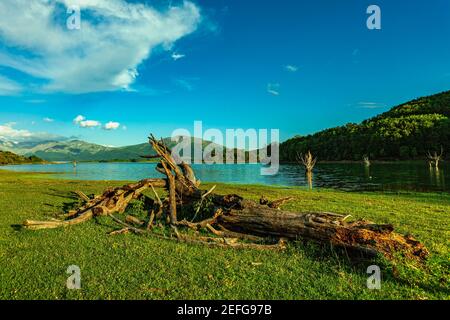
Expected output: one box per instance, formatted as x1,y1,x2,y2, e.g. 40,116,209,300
21,140,137,162
1,137,235,162
0,151,43,165
280,90,450,161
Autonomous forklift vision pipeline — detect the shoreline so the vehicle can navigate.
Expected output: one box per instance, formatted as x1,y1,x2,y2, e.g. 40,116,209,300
2,159,445,165
1,168,448,195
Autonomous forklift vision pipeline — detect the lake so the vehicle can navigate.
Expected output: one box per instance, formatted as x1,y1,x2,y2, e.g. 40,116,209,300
1,161,449,192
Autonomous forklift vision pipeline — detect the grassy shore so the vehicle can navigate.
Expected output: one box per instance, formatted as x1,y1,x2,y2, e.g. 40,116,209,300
0,170,448,300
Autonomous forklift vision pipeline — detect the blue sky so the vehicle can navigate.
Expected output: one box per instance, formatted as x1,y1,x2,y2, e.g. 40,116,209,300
0,0,449,147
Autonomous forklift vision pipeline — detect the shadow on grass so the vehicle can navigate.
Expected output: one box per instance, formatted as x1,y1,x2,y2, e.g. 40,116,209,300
10,224,24,231
43,189,79,199
293,240,449,296
41,191,82,214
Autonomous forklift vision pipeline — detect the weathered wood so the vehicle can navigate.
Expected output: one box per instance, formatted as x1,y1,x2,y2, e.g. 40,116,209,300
126,215,145,226
21,134,429,263
160,160,178,225
23,178,165,230
74,190,91,202
23,209,94,230
216,203,428,260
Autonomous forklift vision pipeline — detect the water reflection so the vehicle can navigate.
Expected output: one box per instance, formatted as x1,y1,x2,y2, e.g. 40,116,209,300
429,167,445,189
1,162,450,192
364,165,371,180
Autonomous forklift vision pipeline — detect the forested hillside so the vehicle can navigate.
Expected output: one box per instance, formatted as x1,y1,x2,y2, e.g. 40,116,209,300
280,90,450,161
0,151,43,165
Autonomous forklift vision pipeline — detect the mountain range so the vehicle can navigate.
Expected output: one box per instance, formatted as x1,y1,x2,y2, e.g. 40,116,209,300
0,137,232,162
1,90,449,162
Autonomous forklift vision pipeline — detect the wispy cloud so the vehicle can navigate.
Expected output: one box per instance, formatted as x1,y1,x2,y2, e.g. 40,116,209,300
25,99,46,104
284,65,298,72
0,0,201,94
355,102,386,109
43,117,54,123
267,83,280,96
174,79,193,91
0,75,22,96
171,52,186,61
174,77,199,91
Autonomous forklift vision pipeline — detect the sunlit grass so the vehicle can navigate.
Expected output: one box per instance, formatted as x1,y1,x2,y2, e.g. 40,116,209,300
0,170,448,300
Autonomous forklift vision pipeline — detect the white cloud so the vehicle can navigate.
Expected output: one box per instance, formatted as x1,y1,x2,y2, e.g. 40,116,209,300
43,117,54,123
79,120,101,128
0,0,201,94
0,123,32,140
73,115,122,130
171,52,186,61
0,75,22,95
285,65,298,72
104,121,120,130
73,115,86,124
267,83,280,96
73,115,101,128
0,122,64,142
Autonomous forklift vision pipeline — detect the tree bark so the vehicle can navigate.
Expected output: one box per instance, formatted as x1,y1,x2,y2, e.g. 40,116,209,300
217,203,428,260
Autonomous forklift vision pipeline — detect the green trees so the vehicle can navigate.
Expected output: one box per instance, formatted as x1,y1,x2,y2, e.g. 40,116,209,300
280,90,450,161
0,151,44,165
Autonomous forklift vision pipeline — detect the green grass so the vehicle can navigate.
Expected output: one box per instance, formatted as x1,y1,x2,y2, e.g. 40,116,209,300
0,170,449,300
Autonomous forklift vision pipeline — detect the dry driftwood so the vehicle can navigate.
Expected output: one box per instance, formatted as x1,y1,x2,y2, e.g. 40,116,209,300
22,135,429,261
23,178,165,230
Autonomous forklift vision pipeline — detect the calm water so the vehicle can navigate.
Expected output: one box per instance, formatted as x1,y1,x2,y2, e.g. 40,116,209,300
1,162,449,192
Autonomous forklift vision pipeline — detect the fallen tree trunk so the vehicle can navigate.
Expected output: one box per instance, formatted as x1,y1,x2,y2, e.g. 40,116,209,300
217,203,428,260
21,135,429,262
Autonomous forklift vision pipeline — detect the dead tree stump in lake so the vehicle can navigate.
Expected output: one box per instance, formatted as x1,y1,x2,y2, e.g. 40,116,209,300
427,147,444,169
